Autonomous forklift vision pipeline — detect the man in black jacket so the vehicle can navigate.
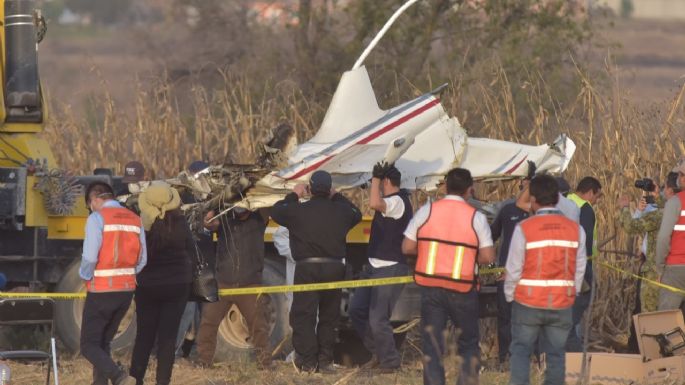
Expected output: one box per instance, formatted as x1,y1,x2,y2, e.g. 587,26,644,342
271,170,362,373
196,207,272,369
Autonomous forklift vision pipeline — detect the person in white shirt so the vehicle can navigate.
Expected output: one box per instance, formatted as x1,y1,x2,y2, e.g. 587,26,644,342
349,163,413,373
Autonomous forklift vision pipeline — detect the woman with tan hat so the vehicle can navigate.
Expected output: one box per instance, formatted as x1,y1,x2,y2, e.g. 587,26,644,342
129,183,193,385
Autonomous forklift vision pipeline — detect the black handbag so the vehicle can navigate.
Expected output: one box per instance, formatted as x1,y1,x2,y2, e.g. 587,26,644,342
188,231,219,303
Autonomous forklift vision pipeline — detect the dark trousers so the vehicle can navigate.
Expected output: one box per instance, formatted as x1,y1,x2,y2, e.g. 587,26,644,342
290,262,346,370
80,291,134,384
509,302,572,385
566,290,591,352
627,278,642,353
496,281,512,364
349,263,407,369
196,283,272,366
421,287,480,385
129,283,189,385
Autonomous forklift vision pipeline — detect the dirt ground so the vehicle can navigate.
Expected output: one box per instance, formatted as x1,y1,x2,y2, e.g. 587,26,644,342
8,355,524,385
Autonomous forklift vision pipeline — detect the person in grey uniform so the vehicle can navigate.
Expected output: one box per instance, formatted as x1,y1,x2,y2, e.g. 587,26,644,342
656,159,685,310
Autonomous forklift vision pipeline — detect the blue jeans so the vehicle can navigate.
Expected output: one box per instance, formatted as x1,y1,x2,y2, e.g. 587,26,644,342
509,302,572,385
420,287,480,385
566,291,590,352
349,263,408,368
175,302,201,357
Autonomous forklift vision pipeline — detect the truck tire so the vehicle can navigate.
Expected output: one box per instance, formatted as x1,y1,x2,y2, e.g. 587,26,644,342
213,259,289,362
55,260,137,354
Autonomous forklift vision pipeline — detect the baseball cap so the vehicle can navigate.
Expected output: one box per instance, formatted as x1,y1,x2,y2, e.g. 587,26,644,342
188,160,210,174
672,158,685,174
309,170,332,195
122,161,145,183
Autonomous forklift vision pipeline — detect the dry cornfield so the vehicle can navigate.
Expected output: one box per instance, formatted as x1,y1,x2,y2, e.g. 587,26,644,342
42,59,685,357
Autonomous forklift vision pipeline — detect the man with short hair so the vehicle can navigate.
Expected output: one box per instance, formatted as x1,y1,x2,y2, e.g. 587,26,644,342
80,182,147,385
271,170,362,374
349,163,412,373
505,175,586,385
402,168,495,385
657,160,685,311
566,176,602,351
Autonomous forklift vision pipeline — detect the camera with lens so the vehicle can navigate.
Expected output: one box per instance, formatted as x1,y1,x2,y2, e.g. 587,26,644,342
634,178,656,204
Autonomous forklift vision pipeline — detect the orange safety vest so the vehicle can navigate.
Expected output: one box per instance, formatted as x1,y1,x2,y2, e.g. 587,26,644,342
414,198,479,293
514,212,579,309
667,192,685,265
86,206,142,292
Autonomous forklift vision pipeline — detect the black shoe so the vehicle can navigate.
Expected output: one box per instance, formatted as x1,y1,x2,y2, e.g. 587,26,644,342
292,359,316,374
361,355,379,370
317,363,337,375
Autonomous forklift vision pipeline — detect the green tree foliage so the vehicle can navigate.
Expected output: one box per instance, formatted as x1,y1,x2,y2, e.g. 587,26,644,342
155,0,598,130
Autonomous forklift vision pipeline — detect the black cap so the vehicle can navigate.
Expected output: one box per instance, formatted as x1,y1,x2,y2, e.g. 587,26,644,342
555,176,571,194
122,161,145,183
310,170,332,195
188,160,210,174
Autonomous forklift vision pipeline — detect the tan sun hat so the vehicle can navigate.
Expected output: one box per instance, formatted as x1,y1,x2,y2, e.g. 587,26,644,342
138,183,181,230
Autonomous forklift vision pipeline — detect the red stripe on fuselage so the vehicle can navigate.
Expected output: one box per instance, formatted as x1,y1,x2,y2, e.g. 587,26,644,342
284,98,441,180
504,155,528,174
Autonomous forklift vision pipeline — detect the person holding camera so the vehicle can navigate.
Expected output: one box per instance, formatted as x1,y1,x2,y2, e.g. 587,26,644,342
656,160,685,311
618,173,678,352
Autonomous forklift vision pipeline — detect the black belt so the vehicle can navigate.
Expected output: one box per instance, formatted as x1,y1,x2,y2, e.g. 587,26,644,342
297,257,343,264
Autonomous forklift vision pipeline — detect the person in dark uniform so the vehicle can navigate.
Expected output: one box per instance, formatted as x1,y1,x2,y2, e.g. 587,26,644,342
349,163,412,373
491,189,530,368
271,170,362,374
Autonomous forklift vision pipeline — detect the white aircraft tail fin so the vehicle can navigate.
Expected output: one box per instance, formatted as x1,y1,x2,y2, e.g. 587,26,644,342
310,66,385,143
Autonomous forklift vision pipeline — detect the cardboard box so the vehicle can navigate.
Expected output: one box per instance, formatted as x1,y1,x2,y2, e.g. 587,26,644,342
633,310,685,360
566,353,643,384
589,353,643,384
566,352,586,383
644,356,685,384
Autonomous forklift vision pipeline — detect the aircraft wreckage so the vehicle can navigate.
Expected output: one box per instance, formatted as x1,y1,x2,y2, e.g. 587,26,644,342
134,0,576,222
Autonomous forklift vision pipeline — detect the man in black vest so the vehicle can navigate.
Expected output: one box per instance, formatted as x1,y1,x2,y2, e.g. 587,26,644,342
349,163,413,373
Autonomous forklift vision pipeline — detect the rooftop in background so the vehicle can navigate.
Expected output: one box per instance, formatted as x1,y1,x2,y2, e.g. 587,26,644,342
598,0,685,20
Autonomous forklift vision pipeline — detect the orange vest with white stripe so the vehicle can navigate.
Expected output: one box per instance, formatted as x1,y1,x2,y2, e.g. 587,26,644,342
86,206,142,292
414,198,479,293
514,213,579,309
666,192,685,265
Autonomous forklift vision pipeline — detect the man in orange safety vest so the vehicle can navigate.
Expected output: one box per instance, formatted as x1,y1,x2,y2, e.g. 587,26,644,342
505,175,586,385
402,167,494,385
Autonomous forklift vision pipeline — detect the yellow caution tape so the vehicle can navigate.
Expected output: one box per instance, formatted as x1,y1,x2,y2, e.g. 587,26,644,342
595,260,685,295
0,266,506,300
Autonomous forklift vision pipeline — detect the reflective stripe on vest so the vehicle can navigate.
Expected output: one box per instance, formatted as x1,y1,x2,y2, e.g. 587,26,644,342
93,268,136,277
518,279,575,287
414,198,479,293
514,213,579,309
667,192,685,265
526,240,579,249
86,206,142,293
103,224,141,233
567,193,598,257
